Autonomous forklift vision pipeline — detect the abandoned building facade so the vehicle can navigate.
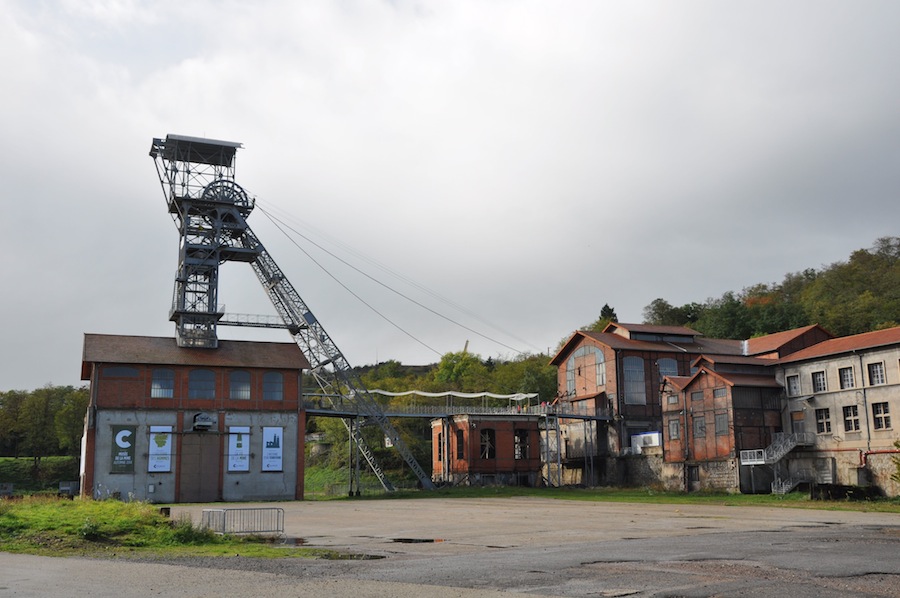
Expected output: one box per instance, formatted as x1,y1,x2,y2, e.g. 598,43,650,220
771,327,900,494
431,414,543,487
80,334,310,503
549,323,899,496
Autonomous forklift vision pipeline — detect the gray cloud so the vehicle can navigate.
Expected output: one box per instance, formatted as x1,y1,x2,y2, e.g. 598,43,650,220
2,1,899,390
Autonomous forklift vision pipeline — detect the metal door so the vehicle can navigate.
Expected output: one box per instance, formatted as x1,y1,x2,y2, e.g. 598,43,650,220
179,433,220,502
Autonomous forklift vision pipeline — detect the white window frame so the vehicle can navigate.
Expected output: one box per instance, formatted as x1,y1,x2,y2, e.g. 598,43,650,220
838,367,855,389
815,408,832,434
867,362,886,386
811,371,827,393
843,404,860,432
872,402,891,430
786,375,800,397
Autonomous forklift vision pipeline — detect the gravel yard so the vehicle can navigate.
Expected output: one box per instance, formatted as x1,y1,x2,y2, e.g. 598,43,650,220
3,497,899,597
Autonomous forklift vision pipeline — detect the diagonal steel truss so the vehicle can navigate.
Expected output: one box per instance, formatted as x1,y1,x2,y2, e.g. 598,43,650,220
149,134,434,491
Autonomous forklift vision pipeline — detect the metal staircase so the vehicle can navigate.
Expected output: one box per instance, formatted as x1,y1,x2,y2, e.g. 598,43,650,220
740,432,816,494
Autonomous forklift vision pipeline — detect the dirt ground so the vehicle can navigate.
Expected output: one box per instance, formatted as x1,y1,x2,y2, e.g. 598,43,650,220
3,497,900,597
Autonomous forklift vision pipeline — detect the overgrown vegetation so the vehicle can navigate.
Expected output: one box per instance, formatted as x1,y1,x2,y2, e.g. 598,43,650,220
0,496,338,558
639,236,900,338
0,386,88,461
305,353,557,482
0,456,78,494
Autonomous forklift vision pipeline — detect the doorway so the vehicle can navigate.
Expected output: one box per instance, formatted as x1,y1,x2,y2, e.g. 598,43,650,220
179,433,220,502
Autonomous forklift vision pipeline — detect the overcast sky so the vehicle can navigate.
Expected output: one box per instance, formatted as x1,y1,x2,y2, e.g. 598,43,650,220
2,1,899,391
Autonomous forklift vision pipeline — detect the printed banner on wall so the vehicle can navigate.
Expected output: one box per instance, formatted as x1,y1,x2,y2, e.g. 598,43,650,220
228,426,251,472
262,427,283,472
148,426,172,472
111,425,136,473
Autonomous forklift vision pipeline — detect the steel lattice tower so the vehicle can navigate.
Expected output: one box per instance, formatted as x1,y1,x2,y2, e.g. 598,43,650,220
149,133,436,490
149,134,260,348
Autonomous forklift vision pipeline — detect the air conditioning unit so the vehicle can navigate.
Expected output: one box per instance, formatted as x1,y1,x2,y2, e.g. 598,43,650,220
631,432,661,448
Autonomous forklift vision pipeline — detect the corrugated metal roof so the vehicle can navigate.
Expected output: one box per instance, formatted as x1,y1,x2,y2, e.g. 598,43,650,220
550,329,744,365
602,322,701,336
744,324,831,356
777,326,900,364
82,334,310,379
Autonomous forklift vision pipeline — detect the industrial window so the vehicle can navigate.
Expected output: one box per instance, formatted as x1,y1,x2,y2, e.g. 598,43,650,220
668,419,680,440
102,366,138,378
514,429,529,460
150,369,175,398
839,367,855,389
786,375,800,396
667,394,679,405
867,362,886,386
262,372,283,400
229,370,251,400
872,402,891,430
623,357,646,405
713,387,727,399
811,371,827,393
815,408,832,434
843,405,860,432
188,369,216,399
456,429,464,460
480,428,496,459
566,345,605,395
693,416,706,438
691,391,703,401
715,413,728,436
657,358,678,380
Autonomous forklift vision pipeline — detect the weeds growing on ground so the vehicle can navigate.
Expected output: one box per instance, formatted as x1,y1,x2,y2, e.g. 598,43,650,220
0,496,338,558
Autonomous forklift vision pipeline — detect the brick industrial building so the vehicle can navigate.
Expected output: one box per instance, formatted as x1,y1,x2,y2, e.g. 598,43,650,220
80,334,310,502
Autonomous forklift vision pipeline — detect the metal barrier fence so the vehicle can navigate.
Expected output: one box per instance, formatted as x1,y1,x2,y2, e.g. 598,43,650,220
200,507,285,535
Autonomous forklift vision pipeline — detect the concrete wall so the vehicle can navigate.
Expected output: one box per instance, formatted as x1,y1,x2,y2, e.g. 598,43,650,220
90,409,179,502
89,409,300,502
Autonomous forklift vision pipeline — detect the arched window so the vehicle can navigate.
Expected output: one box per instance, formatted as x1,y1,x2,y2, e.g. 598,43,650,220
188,369,216,399
151,369,175,398
565,345,606,395
229,370,251,400
623,356,646,405
263,372,283,401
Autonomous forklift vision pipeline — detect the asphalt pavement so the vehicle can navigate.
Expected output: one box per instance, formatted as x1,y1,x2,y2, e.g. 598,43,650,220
2,497,899,597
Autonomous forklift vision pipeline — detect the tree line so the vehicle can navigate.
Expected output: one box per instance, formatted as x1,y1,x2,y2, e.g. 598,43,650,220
639,236,899,339
307,352,557,477
0,386,89,463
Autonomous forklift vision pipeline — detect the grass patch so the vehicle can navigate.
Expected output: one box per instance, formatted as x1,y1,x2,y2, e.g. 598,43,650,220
356,484,900,513
0,496,342,558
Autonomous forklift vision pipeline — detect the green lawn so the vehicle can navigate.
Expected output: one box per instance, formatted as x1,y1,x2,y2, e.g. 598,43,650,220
0,496,339,558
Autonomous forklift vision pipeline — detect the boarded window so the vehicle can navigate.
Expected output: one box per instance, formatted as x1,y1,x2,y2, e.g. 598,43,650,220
480,429,496,459
514,430,529,460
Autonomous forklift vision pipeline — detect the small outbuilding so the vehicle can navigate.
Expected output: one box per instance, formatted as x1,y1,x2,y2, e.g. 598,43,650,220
432,414,543,487
80,333,310,502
